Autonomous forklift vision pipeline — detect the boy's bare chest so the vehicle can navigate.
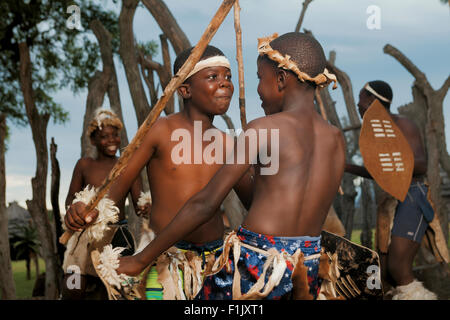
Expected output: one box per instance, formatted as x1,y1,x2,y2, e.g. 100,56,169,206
83,161,116,188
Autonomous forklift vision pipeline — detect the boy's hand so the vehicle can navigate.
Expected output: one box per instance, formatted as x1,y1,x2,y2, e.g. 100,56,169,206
64,202,99,232
136,203,151,219
117,256,145,277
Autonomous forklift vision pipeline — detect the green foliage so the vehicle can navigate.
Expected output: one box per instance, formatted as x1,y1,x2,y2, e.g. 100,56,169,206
0,0,120,126
137,40,159,59
11,222,41,260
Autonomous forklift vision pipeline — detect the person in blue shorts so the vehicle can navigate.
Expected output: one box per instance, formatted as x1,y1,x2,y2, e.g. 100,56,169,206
346,80,437,299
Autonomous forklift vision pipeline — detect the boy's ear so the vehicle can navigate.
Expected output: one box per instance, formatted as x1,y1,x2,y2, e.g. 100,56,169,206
177,83,191,99
276,69,288,91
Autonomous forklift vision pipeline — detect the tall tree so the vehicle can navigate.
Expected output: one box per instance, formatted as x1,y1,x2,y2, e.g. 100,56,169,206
0,114,17,299
1,0,120,299
384,44,450,242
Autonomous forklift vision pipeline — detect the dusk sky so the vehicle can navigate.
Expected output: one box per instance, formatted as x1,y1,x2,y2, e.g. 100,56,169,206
5,0,450,210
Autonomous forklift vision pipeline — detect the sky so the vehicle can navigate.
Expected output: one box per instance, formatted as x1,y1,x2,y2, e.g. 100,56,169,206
5,0,450,211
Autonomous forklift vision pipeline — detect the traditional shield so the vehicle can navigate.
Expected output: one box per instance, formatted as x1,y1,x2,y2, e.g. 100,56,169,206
359,100,414,201
320,230,383,300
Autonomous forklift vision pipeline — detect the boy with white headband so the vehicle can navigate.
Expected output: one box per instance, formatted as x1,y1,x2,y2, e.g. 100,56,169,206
62,108,148,299
64,46,253,300
113,32,345,300
346,80,438,299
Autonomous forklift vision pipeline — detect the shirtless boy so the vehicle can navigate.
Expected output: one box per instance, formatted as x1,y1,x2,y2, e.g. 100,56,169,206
115,32,345,300
64,46,253,300
62,109,146,299
345,80,437,299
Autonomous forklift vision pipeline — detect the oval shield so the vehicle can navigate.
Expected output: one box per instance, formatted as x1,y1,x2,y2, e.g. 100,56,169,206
359,100,414,201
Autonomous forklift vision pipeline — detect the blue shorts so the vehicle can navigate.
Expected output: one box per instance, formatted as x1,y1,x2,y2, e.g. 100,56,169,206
195,226,322,300
391,182,434,243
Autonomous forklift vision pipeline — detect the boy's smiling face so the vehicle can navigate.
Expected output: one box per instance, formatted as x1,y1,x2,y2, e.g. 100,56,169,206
183,65,233,116
257,57,283,115
91,125,121,157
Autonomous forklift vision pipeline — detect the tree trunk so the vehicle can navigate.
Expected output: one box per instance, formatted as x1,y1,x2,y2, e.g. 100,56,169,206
384,43,450,242
91,19,130,152
160,34,175,115
360,179,375,249
141,0,191,56
19,41,59,299
0,113,16,299
26,255,31,280
81,70,110,158
119,0,151,126
295,0,314,32
50,138,65,275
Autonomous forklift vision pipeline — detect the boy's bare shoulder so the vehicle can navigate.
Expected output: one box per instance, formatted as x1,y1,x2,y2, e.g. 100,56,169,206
325,122,345,146
246,116,272,131
72,157,94,176
141,115,172,145
77,157,94,167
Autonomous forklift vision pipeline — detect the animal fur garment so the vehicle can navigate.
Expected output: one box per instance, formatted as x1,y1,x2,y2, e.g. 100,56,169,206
86,108,123,138
152,248,206,300
291,253,314,300
96,245,134,289
391,279,437,300
257,33,337,89
72,185,119,242
137,191,152,207
135,221,155,254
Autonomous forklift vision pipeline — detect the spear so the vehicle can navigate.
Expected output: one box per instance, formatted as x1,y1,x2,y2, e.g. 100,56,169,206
60,0,238,245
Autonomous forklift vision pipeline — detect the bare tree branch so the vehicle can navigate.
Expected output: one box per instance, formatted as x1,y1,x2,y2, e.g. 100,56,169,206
438,75,450,100
141,0,191,55
383,44,430,93
119,0,151,126
295,0,313,32
160,34,174,114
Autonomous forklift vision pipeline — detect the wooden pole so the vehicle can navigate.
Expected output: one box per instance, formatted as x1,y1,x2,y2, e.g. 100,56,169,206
234,0,247,128
60,0,238,245
316,87,344,195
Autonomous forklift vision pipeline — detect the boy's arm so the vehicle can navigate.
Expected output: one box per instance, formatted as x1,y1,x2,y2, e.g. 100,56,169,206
129,174,151,218
117,122,261,275
232,166,254,210
65,119,165,231
345,163,373,179
396,117,427,176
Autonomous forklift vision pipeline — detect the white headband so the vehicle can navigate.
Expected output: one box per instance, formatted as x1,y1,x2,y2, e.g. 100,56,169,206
364,83,392,103
185,56,231,80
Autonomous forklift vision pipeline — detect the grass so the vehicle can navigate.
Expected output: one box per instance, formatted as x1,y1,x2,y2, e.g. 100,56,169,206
11,258,45,299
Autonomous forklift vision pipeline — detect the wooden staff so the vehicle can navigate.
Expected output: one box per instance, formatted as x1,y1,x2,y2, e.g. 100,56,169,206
316,87,344,195
315,87,328,121
60,0,238,245
234,0,247,129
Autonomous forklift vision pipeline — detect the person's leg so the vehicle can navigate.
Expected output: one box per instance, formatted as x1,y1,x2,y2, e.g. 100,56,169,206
386,235,420,286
